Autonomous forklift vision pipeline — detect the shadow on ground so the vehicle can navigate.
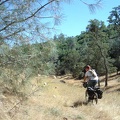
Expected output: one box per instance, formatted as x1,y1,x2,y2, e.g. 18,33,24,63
70,100,88,108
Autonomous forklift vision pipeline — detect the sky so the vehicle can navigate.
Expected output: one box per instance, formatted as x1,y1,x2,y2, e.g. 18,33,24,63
54,0,120,37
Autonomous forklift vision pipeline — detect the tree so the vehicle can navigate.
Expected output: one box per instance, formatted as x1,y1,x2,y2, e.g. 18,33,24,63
0,0,64,45
108,5,120,35
0,0,103,45
0,0,103,94
85,19,115,86
109,38,120,74
0,0,65,94
108,5,120,74
54,34,81,77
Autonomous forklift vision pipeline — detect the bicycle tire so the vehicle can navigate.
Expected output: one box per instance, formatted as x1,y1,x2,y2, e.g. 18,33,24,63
85,90,98,104
92,92,98,104
85,90,91,103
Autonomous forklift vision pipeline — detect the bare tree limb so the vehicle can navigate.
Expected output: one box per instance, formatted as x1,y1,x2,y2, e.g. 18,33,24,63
79,0,102,6
0,0,9,6
2,29,24,39
0,0,56,32
79,0,102,13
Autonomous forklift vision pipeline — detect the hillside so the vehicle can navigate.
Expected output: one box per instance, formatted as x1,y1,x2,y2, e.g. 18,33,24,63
0,74,120,120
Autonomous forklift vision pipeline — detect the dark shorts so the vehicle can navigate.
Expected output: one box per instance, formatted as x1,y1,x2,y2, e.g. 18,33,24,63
87,80,98,88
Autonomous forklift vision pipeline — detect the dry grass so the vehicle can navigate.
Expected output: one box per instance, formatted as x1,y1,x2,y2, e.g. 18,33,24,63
0,74,120,120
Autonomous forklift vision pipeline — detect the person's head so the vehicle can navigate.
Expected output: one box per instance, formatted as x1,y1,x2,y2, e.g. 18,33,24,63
85,65,91,71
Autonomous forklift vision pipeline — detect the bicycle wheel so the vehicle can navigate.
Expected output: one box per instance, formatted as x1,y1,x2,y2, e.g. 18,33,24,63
92,92,98,104
85,90,91,104
85,90,98,104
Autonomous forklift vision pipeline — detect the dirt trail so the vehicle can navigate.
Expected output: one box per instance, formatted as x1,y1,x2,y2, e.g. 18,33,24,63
0,74,120,120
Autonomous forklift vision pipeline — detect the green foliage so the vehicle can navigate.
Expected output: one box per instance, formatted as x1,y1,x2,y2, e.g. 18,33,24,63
0,0,65,95
109,38,120,73
54,34,84,77
1,2,120,94
0,41,57,94
54,18,118,79
108,5,120,32
108,5,120,73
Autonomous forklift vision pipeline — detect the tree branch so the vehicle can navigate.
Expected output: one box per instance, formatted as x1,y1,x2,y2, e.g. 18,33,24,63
79,0,102,13
2,29,24,39
79,0,102,6
0,0,56,32
0,0,9,6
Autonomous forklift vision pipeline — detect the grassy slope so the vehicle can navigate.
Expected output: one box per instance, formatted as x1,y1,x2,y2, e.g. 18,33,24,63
0,74,120,120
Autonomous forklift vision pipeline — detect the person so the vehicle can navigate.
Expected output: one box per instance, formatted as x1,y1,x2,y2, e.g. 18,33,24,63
83,65,98,88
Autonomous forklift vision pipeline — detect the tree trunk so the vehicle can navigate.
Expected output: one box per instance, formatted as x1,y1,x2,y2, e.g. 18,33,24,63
96,43,108,87
104,59,108,86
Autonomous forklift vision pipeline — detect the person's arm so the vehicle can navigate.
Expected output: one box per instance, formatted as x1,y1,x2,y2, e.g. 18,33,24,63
83,76,87,82
83,71,88,82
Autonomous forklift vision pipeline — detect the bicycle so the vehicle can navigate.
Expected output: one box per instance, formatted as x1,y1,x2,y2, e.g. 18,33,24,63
85,87,98,104
83,82,103,104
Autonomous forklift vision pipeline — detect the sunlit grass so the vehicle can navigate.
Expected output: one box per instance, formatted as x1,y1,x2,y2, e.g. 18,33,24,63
0,74,120,120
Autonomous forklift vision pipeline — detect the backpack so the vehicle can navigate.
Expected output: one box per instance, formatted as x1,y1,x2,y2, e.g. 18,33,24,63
89,69,96,77
95,87,103,99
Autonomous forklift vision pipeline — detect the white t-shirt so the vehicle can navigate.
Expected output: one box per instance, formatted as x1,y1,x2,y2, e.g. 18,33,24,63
85,69,98,81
